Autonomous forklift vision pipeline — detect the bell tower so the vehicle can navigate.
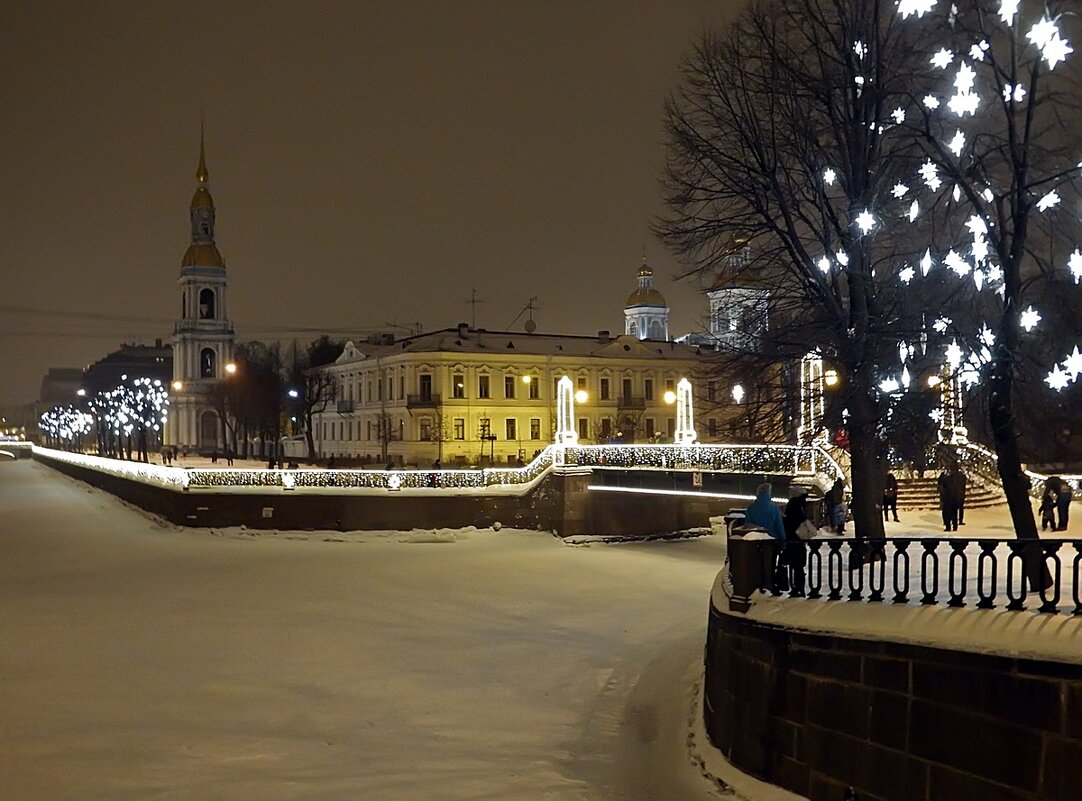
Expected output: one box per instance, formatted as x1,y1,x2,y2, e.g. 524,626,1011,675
167,126,236,451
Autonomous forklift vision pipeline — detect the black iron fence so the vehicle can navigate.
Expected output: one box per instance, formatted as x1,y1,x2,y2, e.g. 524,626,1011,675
728,535,1082,615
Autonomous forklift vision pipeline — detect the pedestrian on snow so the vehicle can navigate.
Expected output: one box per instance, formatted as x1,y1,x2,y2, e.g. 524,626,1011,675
824,479,847,534
327,454,336,469
783,487,810,597
432,459,441,470
1039,485,1058,531
211,449,218,464
743,482,787,592
225,447,234,466
938,470,958,531
883,472,899,523
1048,476,1072,531
951,467,968,525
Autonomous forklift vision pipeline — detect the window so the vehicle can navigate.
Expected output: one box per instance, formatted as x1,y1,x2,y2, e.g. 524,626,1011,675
646,418,656,438
453,374,465,399
504,376,515,399
600,378,610,400
399,376,405,399
366,421,372,441
419,373,433,401
578,418,588,441
366,381,373,403
478,375,490,399
453,418,465,440
622,378,632,400
420,418,433,441
577,376,586,390
199,348,216,378
600,418,612,440
708,381,717,402
199,288,215,320
629,320,637,337
528,377,539,399
378,378,383,401
667,418,676,438
479,417,491,439
644,379,654,401
665,379,675,392
505,418,517,440
708,418,718,437
530,418,541,440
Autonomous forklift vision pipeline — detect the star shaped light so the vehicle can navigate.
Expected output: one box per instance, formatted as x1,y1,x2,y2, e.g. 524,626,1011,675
1037,191,1061,211
817,256,831,273
999,0,1020,25
920,250,933,275
1003,83,1026,103
909,201,919,222
931,48,954,69
1063,347,1082,381
1068,249,1082,282
1042,33,1073,68
948,130,965,156
919,160,941,191
900,266,915,283
1019,306,1041,331
946,340,963,367
823,168,837,185
1046,366,1070,391
892,107,905,124
898,0,936,19
854,209,876,234
892,182,908,198
923,94,941,110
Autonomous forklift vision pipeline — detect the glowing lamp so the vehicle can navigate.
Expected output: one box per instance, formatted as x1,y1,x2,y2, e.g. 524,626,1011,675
663,390,677,405
224,362,237,375
927,375,942,388
824,369,839,387
172,381,183,391
574,390,588,404
76,389,86,397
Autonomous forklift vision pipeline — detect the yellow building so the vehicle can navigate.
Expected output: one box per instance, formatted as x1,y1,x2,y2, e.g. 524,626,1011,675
313,324,719,466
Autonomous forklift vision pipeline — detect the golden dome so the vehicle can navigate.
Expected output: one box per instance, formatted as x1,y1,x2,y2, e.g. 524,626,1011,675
625,259,667,308
182,243,224,268
191,186,214,210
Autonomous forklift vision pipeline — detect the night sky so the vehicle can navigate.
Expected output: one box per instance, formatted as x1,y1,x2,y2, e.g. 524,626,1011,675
0,1,744,406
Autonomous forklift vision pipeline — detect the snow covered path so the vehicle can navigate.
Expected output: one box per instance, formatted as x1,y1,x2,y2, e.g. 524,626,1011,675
0,460,744,801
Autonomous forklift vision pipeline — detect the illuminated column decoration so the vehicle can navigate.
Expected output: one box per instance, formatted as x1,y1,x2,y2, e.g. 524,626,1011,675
554,375,578,445
938,343,968,445
674,378,697,444
798,352,826,445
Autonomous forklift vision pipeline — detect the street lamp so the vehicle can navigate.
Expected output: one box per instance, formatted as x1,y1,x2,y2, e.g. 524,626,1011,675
575,389,588,404
824,369,840,387
663,389,677,405
172,380,183,391
224,362,237,375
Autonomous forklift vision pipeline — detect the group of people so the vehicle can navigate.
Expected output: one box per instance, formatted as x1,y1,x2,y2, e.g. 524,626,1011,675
1039,477,1073,532
937,467,968,532
742,482,813,597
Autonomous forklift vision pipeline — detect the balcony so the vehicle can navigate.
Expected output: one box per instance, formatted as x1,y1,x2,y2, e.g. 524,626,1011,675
618,396,646,410
407,393,441,408
336,400,356,413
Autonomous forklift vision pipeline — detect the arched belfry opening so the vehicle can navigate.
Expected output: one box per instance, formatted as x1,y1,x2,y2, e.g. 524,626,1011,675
199,288,216,319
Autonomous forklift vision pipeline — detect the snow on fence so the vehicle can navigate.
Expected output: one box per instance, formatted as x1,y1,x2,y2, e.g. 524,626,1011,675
729,535,1082,616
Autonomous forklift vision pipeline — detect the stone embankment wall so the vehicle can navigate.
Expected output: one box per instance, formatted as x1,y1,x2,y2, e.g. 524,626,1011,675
704,605,1082,801
35,451,739,536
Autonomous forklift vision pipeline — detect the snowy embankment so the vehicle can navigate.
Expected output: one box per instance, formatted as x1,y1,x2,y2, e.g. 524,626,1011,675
2,459,798,801
713,505,1082,666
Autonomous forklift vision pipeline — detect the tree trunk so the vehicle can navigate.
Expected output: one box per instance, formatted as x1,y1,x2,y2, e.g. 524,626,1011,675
988,346,1051,591
847,387,886,546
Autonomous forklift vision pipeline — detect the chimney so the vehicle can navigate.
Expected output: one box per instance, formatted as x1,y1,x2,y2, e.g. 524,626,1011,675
597,330,610,344
457,322,469,337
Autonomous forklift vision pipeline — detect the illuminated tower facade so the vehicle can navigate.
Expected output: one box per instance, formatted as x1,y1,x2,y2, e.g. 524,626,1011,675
168,130,235,451
623,258,670,341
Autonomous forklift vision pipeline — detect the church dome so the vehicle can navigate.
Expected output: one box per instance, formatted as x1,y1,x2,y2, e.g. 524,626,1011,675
182,243,224,268
191,186,214,210
625,262,667,308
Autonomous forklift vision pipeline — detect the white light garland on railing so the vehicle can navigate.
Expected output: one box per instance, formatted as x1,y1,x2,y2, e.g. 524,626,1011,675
34,442,845,493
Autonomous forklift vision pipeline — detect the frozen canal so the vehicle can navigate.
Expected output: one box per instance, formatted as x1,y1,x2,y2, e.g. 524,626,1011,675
0,459,734,801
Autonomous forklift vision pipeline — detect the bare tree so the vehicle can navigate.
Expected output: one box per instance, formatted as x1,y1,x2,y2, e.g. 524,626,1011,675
290,335,344,462
659,0,934,540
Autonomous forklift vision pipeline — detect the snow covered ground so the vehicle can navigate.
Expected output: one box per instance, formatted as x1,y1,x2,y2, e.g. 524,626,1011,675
0,459,806,801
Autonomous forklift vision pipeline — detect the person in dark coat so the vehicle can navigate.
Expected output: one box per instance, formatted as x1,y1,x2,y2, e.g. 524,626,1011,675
1039,485,1058,531
951,467,968,525
938,470,958,531
1049,476,1072,531
883,472,899,523
783,488,810,597
824,479,847,534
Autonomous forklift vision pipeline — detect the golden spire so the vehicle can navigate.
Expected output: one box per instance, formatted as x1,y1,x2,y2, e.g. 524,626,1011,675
196,119,209,184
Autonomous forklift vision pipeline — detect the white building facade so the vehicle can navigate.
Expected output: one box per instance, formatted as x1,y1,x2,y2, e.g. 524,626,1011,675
313,326,720,466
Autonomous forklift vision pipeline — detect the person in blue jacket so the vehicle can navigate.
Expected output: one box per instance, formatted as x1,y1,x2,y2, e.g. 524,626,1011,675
742,483,787,592
743,482,786,540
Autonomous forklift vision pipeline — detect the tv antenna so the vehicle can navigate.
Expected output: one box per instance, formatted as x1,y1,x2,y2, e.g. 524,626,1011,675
465,288,484,328
507,296,540,333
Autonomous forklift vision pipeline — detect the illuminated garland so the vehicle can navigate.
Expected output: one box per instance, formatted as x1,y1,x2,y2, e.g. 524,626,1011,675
957,441,1081,500
34,445,189,488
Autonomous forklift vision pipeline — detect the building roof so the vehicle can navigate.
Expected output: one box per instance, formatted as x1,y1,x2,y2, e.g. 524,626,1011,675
182,243,225,267
333,327,705,367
